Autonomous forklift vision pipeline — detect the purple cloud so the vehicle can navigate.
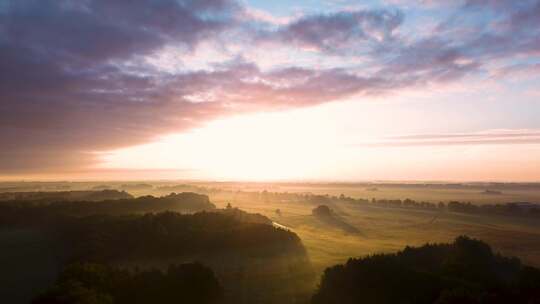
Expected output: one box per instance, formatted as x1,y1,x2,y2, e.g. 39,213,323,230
268,9,404,54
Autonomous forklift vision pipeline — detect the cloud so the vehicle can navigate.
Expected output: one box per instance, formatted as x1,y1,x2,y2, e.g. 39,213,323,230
1,0,238,62
263,9,404,54
0,56,389,172
1,0,539,174
492,63,540,80
358,130,540,147
242,7,293,25
443,0,540,58
0,0,239,172
379,38,480,83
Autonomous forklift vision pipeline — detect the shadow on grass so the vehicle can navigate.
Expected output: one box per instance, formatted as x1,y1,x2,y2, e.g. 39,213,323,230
314,213,362,235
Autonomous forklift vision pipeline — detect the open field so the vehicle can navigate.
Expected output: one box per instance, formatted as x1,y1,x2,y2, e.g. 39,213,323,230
2,181,540,303
191,182,540,205
203,189,540,274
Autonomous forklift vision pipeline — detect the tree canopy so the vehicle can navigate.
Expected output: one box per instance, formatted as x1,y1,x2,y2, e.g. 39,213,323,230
312,236,540,304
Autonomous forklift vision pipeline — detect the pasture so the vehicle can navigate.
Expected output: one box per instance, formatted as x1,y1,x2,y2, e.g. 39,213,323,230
200,183,540,273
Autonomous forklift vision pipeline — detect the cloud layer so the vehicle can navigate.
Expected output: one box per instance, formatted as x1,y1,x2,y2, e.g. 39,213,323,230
1,0,539,173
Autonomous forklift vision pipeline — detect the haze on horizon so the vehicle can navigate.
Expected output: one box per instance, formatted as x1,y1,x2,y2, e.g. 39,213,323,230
1,0,540,181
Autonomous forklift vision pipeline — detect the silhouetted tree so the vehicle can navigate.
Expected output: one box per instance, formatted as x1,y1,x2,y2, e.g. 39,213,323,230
312,236,540,304
32,262,222,304
312,205,332,217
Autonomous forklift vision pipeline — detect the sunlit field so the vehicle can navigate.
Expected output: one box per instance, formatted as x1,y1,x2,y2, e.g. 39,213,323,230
195,182,540,205
198,183,540,270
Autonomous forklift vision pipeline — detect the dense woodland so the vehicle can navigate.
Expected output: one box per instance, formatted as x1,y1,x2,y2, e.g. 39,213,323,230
0,192,216,228
0,191,309,303
33,262,222,304
0,189,133,202
0,192,302,262
312,236,540,304
62,211,304,263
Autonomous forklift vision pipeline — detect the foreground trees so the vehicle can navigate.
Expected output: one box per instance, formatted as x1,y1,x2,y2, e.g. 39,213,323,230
312,236,540,304
33,262,222,304
1,193,312,304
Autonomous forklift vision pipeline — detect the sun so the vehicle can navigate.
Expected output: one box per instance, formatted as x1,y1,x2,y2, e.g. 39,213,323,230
98,109,341,181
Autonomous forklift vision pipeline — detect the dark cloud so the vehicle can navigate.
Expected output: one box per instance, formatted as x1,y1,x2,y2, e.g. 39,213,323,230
263,9,403,54
1,0,237,60
375,0,540,85
0,55,389,172
0,0,240,172
379,38,480,84
444,0,540,58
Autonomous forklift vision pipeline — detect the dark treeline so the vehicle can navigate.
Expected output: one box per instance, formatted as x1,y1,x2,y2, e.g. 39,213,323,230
213,186,540,219
360,197,540,218
446,201,540,217
222,203,272,225
63,211,304,263
156,184,219,194
0,189,133,202
33,262,222,304
275,189,540,219
151,184,540,219
312,236,540,304
0,192,216,226
120,183,154,191
0,194,301,263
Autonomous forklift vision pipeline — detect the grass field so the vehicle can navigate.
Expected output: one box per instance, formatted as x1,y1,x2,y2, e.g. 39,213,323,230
198,183,540,274
192,182,540,204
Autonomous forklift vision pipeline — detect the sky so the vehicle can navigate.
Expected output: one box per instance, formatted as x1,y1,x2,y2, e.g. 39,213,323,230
1,0,540,181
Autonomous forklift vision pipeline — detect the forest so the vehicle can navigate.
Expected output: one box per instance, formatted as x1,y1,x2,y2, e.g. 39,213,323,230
313,236,540,304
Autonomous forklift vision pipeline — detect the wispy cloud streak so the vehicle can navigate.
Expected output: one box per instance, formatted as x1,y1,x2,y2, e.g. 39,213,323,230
358,130,540,147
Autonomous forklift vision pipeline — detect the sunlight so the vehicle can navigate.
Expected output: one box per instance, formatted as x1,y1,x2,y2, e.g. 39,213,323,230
98,97,540,182
99,108,344,181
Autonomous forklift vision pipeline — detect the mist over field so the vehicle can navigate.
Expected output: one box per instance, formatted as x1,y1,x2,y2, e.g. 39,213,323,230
2,0,540,303
1,181,540,303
